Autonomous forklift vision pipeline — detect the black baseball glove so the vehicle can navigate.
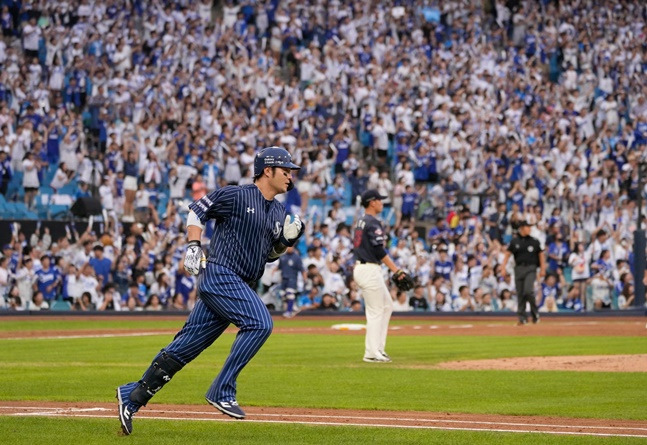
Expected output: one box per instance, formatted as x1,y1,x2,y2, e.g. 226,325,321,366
391,269,415,291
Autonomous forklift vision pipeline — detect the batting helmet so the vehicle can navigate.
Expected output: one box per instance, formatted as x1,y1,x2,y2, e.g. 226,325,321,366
253,146,300,177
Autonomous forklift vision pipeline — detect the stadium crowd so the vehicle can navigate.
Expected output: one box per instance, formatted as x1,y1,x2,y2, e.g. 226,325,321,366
0,0,646,313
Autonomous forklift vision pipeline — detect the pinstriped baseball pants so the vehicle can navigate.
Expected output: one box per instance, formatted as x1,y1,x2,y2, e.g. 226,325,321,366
163,264,273,402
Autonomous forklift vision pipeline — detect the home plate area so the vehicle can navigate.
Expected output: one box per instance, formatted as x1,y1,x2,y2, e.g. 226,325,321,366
1,401,646,438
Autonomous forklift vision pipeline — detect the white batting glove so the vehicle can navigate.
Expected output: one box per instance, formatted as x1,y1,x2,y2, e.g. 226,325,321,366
280,214,304,247
184,241,206,276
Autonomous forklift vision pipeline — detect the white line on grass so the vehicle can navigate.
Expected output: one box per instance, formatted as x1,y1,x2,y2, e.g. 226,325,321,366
6,412,647,438
3,406,647,434
3,332,173,340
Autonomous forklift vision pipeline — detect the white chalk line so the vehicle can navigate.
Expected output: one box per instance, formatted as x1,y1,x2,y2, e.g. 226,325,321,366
2,332,174,340
5,411,647,438
2,406,646,437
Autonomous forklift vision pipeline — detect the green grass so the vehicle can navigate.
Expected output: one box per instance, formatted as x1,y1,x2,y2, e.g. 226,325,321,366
1,417,645,445
1,318,646,444
0,316,487,332
0,318,186,332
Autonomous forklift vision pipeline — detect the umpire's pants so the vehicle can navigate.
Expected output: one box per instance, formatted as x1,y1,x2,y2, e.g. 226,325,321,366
514,265,539,322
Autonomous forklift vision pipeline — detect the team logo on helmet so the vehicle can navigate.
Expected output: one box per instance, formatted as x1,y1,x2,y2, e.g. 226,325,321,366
254,146,300,176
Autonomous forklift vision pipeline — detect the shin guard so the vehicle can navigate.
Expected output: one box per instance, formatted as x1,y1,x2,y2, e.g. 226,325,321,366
130,351,184,406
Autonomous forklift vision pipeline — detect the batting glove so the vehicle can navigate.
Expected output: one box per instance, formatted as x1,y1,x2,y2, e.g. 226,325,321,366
280,214,305,247
184,240,206,276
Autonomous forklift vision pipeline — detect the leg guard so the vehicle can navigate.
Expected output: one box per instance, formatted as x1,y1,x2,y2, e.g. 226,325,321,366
130,350,184,406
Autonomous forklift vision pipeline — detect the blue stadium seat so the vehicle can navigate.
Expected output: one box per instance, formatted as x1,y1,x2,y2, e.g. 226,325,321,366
33,194,50,219
3,202,19,218
58,181,77,195
13,202,36,219
49,204,71,219
5,171,23,200
50,300,72,311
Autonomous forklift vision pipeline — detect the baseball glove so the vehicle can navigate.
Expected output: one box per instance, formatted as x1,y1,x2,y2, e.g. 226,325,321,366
391,269,415,291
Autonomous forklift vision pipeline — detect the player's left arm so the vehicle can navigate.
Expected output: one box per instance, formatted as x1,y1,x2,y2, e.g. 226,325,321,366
267,243,288,262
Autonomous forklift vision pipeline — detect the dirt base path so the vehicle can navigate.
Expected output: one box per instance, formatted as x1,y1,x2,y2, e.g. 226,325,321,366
1,401,646,438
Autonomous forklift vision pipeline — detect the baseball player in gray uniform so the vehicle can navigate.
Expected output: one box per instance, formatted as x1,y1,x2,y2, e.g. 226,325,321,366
116,147,304,435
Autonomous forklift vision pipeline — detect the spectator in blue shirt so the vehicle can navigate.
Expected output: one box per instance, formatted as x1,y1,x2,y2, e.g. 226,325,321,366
35,255,61,301
433,246,454,280
539,273,560,312
75,180,92,199
0,150,12,195
175,268,196,305
401,185,418,223
89,245,111,285
546,234,570,273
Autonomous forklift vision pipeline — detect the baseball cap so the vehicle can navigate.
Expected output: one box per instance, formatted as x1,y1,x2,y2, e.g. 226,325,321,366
518,220,533,228
361,189,387,207
2,244,12,250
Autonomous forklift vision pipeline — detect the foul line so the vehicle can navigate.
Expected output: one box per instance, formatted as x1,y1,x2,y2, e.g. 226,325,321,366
3,332,174,340
2,406,646,438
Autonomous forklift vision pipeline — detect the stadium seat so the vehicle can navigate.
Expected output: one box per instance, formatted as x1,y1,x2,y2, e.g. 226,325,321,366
5,171,23,200
50,300,72,311
58,181,77,195
49,204,71,219
3,202,20,218
33,194,50,219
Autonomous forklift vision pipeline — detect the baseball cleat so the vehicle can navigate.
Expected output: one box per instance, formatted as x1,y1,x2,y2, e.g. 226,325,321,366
363,355,392,363
379,351,391,360
206,398,246,419
116,382,140,435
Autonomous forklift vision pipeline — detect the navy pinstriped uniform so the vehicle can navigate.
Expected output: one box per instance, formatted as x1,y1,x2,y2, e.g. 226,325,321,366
162,184,287,402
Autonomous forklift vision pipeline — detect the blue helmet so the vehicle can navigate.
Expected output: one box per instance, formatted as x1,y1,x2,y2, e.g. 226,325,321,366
253,146,300,177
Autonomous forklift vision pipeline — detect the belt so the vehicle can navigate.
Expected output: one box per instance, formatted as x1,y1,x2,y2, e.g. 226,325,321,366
357,260,377,265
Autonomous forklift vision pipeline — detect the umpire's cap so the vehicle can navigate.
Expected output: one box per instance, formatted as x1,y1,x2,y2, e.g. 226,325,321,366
253,146,300,177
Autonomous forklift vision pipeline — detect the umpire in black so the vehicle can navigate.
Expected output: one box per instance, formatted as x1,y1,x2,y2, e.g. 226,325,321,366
501,221,546,325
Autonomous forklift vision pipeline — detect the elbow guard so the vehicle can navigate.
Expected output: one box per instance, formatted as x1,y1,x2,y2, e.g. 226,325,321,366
268,244,287,261
186,210,205,231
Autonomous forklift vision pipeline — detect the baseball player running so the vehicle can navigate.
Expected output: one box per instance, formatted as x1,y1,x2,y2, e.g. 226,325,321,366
116,147,304,435
353,190,414,363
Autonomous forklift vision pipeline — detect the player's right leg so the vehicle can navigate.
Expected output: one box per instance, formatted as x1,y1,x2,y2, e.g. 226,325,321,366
117,299,229,434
